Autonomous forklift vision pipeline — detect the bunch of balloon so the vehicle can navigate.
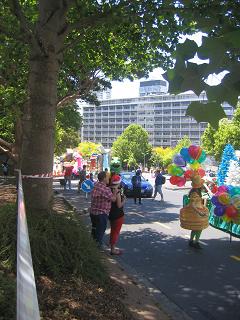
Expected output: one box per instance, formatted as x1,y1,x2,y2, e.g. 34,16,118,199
211,186,240,224
180,145,207,188
168,145,207,188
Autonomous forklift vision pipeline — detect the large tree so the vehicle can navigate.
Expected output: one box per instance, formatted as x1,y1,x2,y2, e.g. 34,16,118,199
164,0,240,127
1,1,194,210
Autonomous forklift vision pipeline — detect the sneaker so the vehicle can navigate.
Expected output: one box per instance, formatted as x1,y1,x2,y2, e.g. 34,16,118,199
188,240,195,247
193,242,202,249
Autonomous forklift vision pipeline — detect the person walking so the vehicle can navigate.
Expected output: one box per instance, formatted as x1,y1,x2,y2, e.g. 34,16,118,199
78,165,87,192
109,175,126,255
153,169,165,201
131,169,142,204
63,163,74,190
90,171,117,248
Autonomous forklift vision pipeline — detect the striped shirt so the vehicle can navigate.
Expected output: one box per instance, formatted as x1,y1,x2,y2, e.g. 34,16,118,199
90,182,113,215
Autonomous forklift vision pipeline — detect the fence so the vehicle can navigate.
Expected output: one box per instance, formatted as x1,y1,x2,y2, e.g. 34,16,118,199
16,170,40,320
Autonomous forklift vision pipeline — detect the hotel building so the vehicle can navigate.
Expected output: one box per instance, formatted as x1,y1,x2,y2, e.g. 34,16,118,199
81,81,234,148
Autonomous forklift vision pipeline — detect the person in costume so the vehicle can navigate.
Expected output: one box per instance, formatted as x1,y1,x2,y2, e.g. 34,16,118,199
180,188,209,249
109,175,126,255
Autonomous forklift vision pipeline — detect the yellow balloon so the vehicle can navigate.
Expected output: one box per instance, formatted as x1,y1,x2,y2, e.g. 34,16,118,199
218,193,231,205
190,162,200,170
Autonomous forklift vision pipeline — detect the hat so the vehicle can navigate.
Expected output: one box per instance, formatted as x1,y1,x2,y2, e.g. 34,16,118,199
111,175,121,185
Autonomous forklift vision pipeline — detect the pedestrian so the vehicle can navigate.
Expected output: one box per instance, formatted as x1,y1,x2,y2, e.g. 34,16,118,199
131,169,142,204
180,188,209,249
63,163,74,190
90,171,117,248
78,165,87,192
105,168,110,185
109,175,126,255
153,169,165,201
2,161,9,180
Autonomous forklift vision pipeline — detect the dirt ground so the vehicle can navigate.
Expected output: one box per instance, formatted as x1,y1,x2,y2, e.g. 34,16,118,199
0,183,170,320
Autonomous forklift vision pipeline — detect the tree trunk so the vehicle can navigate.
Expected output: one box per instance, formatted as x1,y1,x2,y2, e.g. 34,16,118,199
21,53,59,210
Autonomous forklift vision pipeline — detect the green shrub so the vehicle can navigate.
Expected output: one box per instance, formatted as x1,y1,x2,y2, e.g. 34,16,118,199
0,203,107,284
0,270,16,320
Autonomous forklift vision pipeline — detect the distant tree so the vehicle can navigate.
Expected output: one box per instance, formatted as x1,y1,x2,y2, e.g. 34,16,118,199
173,136,192,154
201,105,240,161
112,124,152,168
77,142,101,160
201,124,216,156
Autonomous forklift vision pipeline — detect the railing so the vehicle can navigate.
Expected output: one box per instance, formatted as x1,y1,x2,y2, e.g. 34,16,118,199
16,170,40,320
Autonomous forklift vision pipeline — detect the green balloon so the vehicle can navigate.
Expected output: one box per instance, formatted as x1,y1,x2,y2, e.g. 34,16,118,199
198,150,206,163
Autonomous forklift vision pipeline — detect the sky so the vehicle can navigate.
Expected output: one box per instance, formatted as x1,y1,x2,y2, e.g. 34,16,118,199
110,33,226,99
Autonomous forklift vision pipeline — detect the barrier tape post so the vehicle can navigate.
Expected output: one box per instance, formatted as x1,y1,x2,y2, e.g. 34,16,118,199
16,170,40,320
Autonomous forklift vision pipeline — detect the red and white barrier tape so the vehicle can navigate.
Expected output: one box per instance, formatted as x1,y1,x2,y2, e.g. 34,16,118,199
22,173,53,179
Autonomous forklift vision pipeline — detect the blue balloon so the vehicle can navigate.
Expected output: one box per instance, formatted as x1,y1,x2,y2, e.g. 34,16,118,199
211,195,220,206
173,154,186,167
180,148,191,162
214,206,225,217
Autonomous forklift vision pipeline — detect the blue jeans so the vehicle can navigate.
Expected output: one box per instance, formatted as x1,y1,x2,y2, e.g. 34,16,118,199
90,213,108,246
154,184,163,199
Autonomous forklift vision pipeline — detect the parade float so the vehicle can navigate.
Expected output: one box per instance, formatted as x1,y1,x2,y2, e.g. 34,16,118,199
209,144,240,239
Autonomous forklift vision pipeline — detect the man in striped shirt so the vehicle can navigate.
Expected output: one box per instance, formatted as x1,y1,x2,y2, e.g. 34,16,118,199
90,171,117,247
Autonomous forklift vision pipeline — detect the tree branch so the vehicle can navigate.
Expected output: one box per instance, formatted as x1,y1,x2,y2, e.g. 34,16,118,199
9,0,34,43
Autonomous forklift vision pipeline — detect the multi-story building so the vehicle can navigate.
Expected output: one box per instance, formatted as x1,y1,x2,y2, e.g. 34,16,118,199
139,79,168,96
81,81,234,148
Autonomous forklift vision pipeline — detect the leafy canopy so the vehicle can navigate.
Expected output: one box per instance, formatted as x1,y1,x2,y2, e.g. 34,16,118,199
201,104,240,161
112,124,152,167
77,142,101,159
163,0,240,128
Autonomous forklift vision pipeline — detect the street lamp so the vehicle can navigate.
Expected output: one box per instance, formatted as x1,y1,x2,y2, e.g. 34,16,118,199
143,154,146,172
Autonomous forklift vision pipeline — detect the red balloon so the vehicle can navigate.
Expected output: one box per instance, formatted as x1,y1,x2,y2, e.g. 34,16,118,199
188,145,202,160
225,205,238,218
197,168,205,178
177,177,186,187
170,176,179,185
184,170,193,180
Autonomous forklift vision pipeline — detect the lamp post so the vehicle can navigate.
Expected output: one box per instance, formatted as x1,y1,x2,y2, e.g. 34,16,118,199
143,154,146,172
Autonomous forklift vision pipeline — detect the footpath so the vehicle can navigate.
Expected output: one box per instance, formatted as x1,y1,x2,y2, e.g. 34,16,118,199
55,185,192,320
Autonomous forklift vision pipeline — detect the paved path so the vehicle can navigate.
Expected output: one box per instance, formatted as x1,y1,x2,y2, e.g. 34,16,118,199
53,178,240,320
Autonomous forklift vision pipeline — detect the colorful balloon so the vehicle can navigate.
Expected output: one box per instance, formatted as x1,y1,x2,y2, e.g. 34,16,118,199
197,168,205,178
214,206,225,217
218,192,231,205
188,145,202,160
218,185,228,193
211,195,220,206
225,205,238,218
189,161,200,170
176,177,186,187
180,148,191,162
173,154,186,167
198,150,207,163
184,169,193,180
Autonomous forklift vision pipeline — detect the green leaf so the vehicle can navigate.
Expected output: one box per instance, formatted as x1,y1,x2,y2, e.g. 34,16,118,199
175,39,198,60
186,102,226,129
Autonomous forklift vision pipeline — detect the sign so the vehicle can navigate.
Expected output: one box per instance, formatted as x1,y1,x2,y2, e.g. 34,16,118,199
81,179,94,193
